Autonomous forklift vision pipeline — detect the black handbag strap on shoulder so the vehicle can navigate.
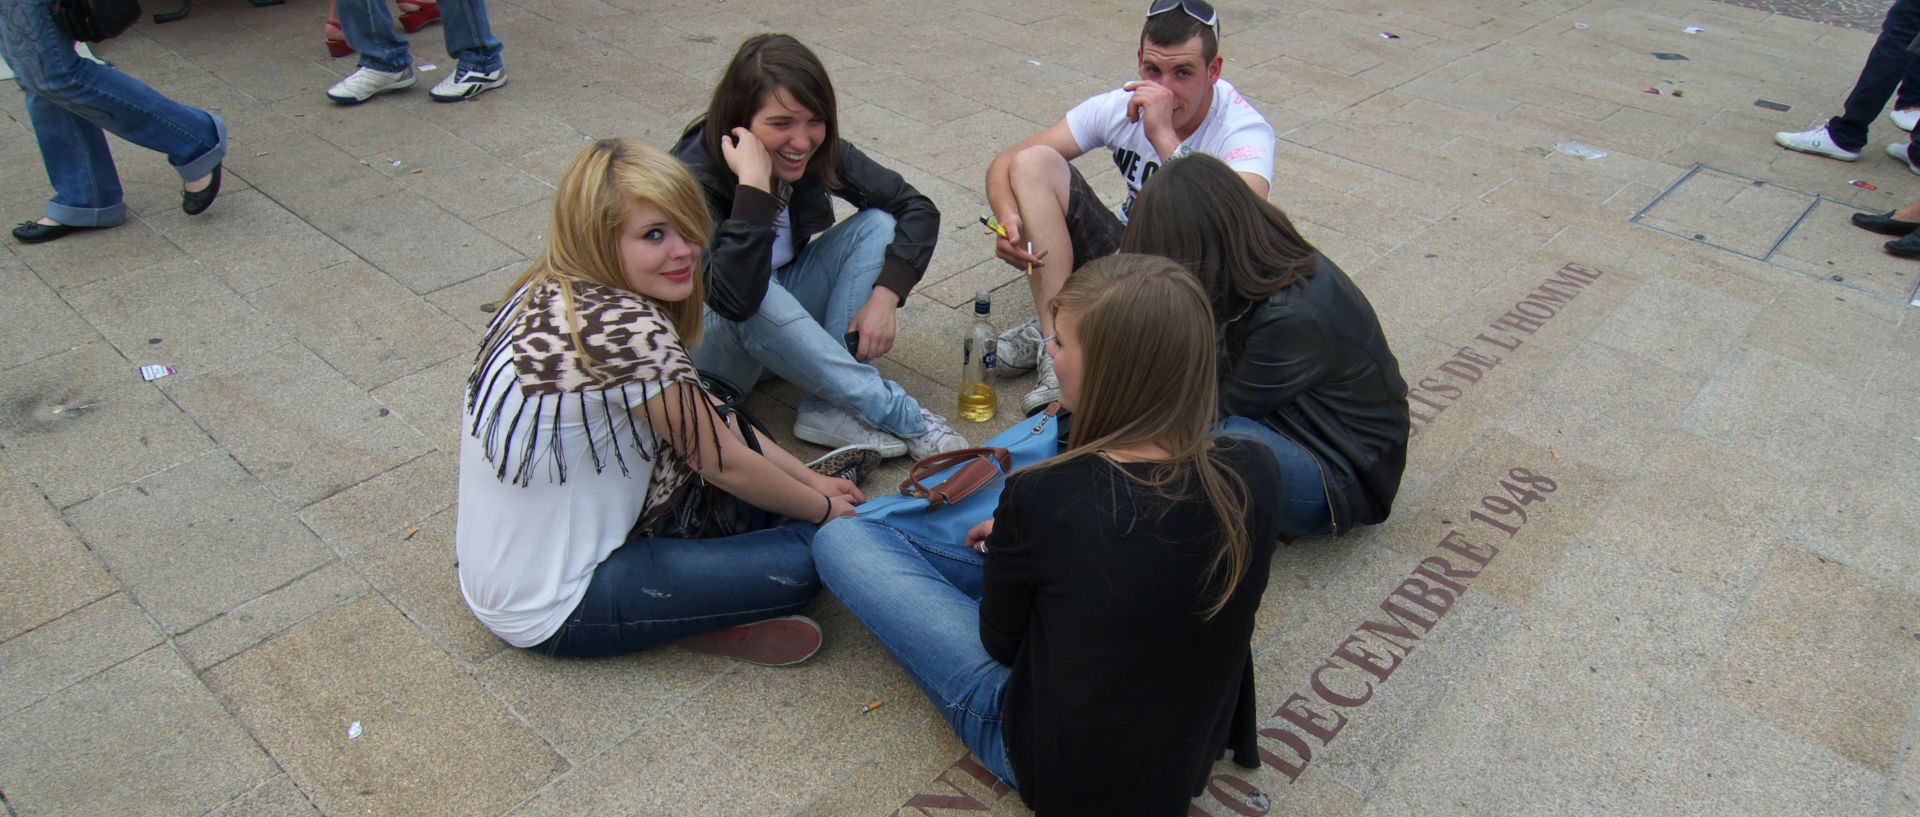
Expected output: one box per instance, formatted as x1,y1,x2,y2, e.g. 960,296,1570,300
696,371,767,454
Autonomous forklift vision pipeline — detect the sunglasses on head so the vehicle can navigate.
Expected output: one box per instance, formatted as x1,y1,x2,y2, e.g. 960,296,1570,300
1147,0,1218,32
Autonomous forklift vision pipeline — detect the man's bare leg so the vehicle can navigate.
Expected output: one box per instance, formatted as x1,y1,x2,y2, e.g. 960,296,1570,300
1007,144,1076,337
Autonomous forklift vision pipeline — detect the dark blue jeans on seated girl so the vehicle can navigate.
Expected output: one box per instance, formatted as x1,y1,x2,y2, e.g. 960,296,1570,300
531,520,819,659
1216,416,1335,538
812,517,1018,788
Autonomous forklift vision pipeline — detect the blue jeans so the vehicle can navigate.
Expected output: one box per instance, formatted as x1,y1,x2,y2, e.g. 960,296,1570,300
336,0,503,74
813,517,1017,787
1217,416,1334,538
692,209,927,438
1827,0,1920,152
530,521,820,659
0,0,225,226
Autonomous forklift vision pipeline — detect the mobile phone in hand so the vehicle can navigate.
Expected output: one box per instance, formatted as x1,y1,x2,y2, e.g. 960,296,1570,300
844,331,861,358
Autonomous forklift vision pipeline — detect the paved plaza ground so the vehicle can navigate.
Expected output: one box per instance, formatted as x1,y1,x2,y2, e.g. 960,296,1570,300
1,0,1918,814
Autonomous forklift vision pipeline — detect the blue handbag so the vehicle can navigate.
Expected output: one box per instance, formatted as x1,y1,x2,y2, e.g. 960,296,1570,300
852,404,1063,544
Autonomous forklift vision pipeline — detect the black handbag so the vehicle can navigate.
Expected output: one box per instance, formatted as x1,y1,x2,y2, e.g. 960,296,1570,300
635,372,771,541
52,0,142,42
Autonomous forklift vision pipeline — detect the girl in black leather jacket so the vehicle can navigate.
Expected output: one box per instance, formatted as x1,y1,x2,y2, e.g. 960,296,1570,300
1121,154,1410,536
669,33,967,461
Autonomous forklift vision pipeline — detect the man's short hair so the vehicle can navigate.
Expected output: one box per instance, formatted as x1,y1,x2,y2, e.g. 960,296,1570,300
1141,6,1218,62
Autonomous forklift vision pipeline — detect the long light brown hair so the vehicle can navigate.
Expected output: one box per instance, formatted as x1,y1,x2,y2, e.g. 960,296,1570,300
1121,153,1318,319
1035,253,1255,619
501,138,712,377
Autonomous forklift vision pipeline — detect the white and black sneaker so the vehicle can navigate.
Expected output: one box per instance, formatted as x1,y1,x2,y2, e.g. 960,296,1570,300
326,65,416,104
429,67,506,102
995,318,1042,376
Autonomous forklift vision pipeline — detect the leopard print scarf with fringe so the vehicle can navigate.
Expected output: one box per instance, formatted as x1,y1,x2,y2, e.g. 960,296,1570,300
465,278,714,527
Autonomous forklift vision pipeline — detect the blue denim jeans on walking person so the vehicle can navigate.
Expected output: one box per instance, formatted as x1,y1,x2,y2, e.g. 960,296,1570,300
1216,416,1335,538
1827,0,1920,152
812,517,1018,787
0,0,226,227
334,0,503,75
692,209,929,438
530,520,820,659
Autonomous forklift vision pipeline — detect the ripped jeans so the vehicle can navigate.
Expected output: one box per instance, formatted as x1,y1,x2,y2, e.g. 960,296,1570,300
530,520,820,659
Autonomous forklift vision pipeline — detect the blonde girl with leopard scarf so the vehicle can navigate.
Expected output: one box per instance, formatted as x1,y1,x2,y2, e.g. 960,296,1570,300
455,138,864,664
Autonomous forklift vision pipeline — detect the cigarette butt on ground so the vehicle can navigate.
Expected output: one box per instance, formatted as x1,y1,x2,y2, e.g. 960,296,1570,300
403,527,420,540
859,699,884,715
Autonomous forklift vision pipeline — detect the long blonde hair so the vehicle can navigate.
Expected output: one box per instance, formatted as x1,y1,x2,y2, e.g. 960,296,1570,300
1038,254,1255,620
501,138,713,378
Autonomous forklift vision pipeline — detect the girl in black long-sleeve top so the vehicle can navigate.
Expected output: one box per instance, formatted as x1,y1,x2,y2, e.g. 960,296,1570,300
816,254,1283,816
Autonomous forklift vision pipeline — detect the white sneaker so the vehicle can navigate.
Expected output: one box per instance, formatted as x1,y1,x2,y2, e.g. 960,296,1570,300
903,408,969,460
995,318,1042,376
429,67,506,102
326,65,415,104
793,405,907,458
1891,108,1920,132
1020,353,1059,416
1773,126,1861,161
1889,143,1920,176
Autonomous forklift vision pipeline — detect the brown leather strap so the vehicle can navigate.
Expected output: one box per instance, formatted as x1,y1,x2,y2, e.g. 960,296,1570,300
899,447,1012,507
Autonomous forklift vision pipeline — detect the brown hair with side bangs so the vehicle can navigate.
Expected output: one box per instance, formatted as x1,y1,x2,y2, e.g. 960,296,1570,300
1036,253,1255,620
700,33,842,190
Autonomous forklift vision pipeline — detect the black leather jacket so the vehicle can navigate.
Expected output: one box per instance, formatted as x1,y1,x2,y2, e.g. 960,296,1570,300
1219,254,1410,534
670,121,940,322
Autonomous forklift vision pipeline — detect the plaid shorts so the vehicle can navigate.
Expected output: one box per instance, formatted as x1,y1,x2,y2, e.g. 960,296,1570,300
1064,164,1125,271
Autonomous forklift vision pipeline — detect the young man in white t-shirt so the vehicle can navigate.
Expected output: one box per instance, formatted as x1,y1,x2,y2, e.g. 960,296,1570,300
983,0,1276,413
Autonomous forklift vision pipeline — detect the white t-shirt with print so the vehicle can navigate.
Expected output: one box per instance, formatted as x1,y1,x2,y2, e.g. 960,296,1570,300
456,343,667,649
1065,77,1275,222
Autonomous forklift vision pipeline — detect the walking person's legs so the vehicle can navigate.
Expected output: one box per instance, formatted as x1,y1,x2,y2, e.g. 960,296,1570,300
0,0,224,237
429,0,506,100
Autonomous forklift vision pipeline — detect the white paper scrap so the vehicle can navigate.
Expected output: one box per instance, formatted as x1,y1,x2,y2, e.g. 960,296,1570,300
1554,141,1608,160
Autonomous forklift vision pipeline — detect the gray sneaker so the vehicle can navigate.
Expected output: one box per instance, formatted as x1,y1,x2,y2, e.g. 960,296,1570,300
326,65,416,104
903,408,969,460
995,318,1042,376
1020,353,1060,416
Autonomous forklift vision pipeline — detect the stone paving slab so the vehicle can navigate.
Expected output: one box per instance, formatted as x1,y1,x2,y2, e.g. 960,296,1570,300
1,0,1918,815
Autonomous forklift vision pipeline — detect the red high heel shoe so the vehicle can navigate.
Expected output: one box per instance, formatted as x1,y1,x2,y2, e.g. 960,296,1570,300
323,1,352,57
397,0,439,32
